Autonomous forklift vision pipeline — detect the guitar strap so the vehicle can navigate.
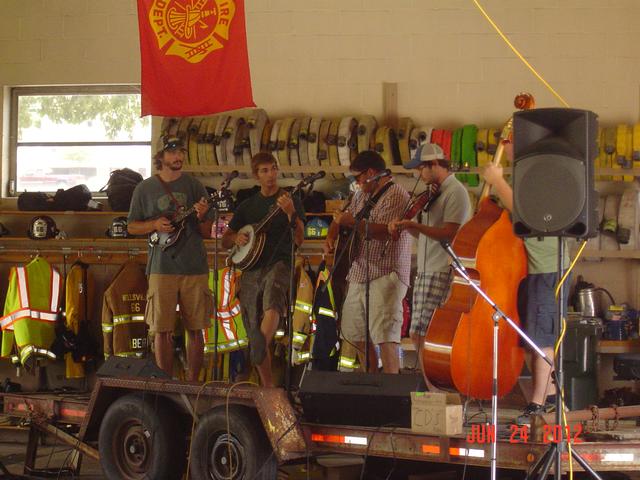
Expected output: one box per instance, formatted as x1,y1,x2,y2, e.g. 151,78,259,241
356,180,394,221
155,174,184,213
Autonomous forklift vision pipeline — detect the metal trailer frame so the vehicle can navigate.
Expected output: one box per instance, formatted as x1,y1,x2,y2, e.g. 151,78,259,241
3,377,640,477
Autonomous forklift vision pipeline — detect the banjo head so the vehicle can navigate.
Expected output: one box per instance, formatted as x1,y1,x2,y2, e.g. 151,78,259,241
230,224,255,264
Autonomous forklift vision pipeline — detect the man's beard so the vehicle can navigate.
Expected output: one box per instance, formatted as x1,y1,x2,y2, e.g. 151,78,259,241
165,160,182,171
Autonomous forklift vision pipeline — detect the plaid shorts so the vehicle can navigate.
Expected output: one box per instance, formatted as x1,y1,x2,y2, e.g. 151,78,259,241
410,270,453,337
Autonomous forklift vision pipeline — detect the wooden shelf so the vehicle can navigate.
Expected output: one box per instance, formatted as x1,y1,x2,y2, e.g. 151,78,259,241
597,339,640,354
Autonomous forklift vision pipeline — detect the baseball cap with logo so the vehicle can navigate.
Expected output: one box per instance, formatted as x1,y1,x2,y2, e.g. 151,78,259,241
404,143,446,169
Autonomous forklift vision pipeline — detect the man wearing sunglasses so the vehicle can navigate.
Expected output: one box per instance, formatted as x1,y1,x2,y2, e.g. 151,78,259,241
325,150,411,374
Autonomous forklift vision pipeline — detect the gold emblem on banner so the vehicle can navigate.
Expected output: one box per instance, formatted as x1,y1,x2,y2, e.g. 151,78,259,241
148,0,236,63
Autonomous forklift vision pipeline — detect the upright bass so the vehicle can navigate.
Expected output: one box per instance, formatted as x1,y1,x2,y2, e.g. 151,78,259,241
422,93,535,399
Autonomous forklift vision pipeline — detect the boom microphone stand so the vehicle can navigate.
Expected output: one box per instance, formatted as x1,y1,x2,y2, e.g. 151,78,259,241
440,241,551,480
441,240,602,480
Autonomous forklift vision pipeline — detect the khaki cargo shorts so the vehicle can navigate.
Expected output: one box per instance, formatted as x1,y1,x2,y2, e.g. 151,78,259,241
340,271,408,345
145,273,212,333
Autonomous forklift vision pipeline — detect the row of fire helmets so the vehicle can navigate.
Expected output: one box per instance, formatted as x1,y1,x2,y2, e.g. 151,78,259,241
23,216,130,240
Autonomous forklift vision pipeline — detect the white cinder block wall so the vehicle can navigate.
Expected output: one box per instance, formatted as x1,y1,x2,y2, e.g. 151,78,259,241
2,0,640,189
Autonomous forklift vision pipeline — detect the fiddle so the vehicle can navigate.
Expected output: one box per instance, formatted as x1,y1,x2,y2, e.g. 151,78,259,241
389,183,441,241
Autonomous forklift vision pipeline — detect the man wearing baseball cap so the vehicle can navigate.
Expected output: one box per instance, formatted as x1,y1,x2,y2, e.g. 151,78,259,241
389,143,471,386
127,136,214,380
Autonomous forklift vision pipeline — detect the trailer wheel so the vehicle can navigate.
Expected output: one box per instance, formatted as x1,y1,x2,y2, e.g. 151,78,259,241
189,405,277,480
98,394,185,480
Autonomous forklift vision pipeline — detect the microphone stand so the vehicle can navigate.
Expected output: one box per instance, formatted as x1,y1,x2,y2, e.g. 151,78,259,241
284,180,306,395
211,178,235,381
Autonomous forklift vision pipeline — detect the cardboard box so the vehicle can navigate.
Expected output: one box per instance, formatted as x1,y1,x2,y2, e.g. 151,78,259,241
411,392,463,436
325,199,346,213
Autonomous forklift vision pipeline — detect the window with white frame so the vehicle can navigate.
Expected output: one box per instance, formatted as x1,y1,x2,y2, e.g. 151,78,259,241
9,85,151,195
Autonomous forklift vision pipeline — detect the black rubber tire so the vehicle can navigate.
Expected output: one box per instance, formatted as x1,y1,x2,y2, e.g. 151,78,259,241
98,394,185,480
189,405,277,480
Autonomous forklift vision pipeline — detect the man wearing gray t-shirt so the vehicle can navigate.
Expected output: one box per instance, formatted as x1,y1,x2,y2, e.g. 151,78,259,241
389,144,471,384
128,137,213,381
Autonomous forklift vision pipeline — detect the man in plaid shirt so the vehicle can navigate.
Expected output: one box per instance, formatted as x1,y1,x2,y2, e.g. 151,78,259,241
325,151,411,374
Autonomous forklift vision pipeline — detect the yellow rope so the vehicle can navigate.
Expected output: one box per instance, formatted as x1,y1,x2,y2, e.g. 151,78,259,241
471,0,571,108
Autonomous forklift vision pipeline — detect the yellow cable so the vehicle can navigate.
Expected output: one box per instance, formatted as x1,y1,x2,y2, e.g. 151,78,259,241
471,0,570,108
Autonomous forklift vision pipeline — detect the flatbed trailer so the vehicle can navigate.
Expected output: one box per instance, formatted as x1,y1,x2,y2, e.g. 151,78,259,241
2,376,640,479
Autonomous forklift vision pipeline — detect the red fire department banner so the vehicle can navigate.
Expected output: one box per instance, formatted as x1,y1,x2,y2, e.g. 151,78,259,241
137,0,255,117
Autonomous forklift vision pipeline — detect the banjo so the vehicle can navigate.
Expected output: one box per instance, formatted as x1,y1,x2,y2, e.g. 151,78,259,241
227,197,287,271
228,172,323,270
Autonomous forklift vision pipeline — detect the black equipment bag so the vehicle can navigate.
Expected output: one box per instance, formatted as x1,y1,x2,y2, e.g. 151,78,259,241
52,184,92,211
101,168,144,212
18,192,54,211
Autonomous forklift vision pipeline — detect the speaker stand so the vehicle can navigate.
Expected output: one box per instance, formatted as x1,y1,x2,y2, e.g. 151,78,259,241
525,238,603,480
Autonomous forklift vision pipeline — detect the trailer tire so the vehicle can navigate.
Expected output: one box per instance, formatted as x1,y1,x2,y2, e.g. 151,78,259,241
189,405,277,480
98,394,185,480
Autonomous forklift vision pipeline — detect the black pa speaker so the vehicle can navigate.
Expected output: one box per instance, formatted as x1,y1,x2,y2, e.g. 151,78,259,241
298,370,424,427
97,356,170,379
512,108,598,238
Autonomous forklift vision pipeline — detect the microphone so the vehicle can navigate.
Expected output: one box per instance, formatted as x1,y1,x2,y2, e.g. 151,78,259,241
365,168,391,184
300,170,326,186
440,240,465,271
